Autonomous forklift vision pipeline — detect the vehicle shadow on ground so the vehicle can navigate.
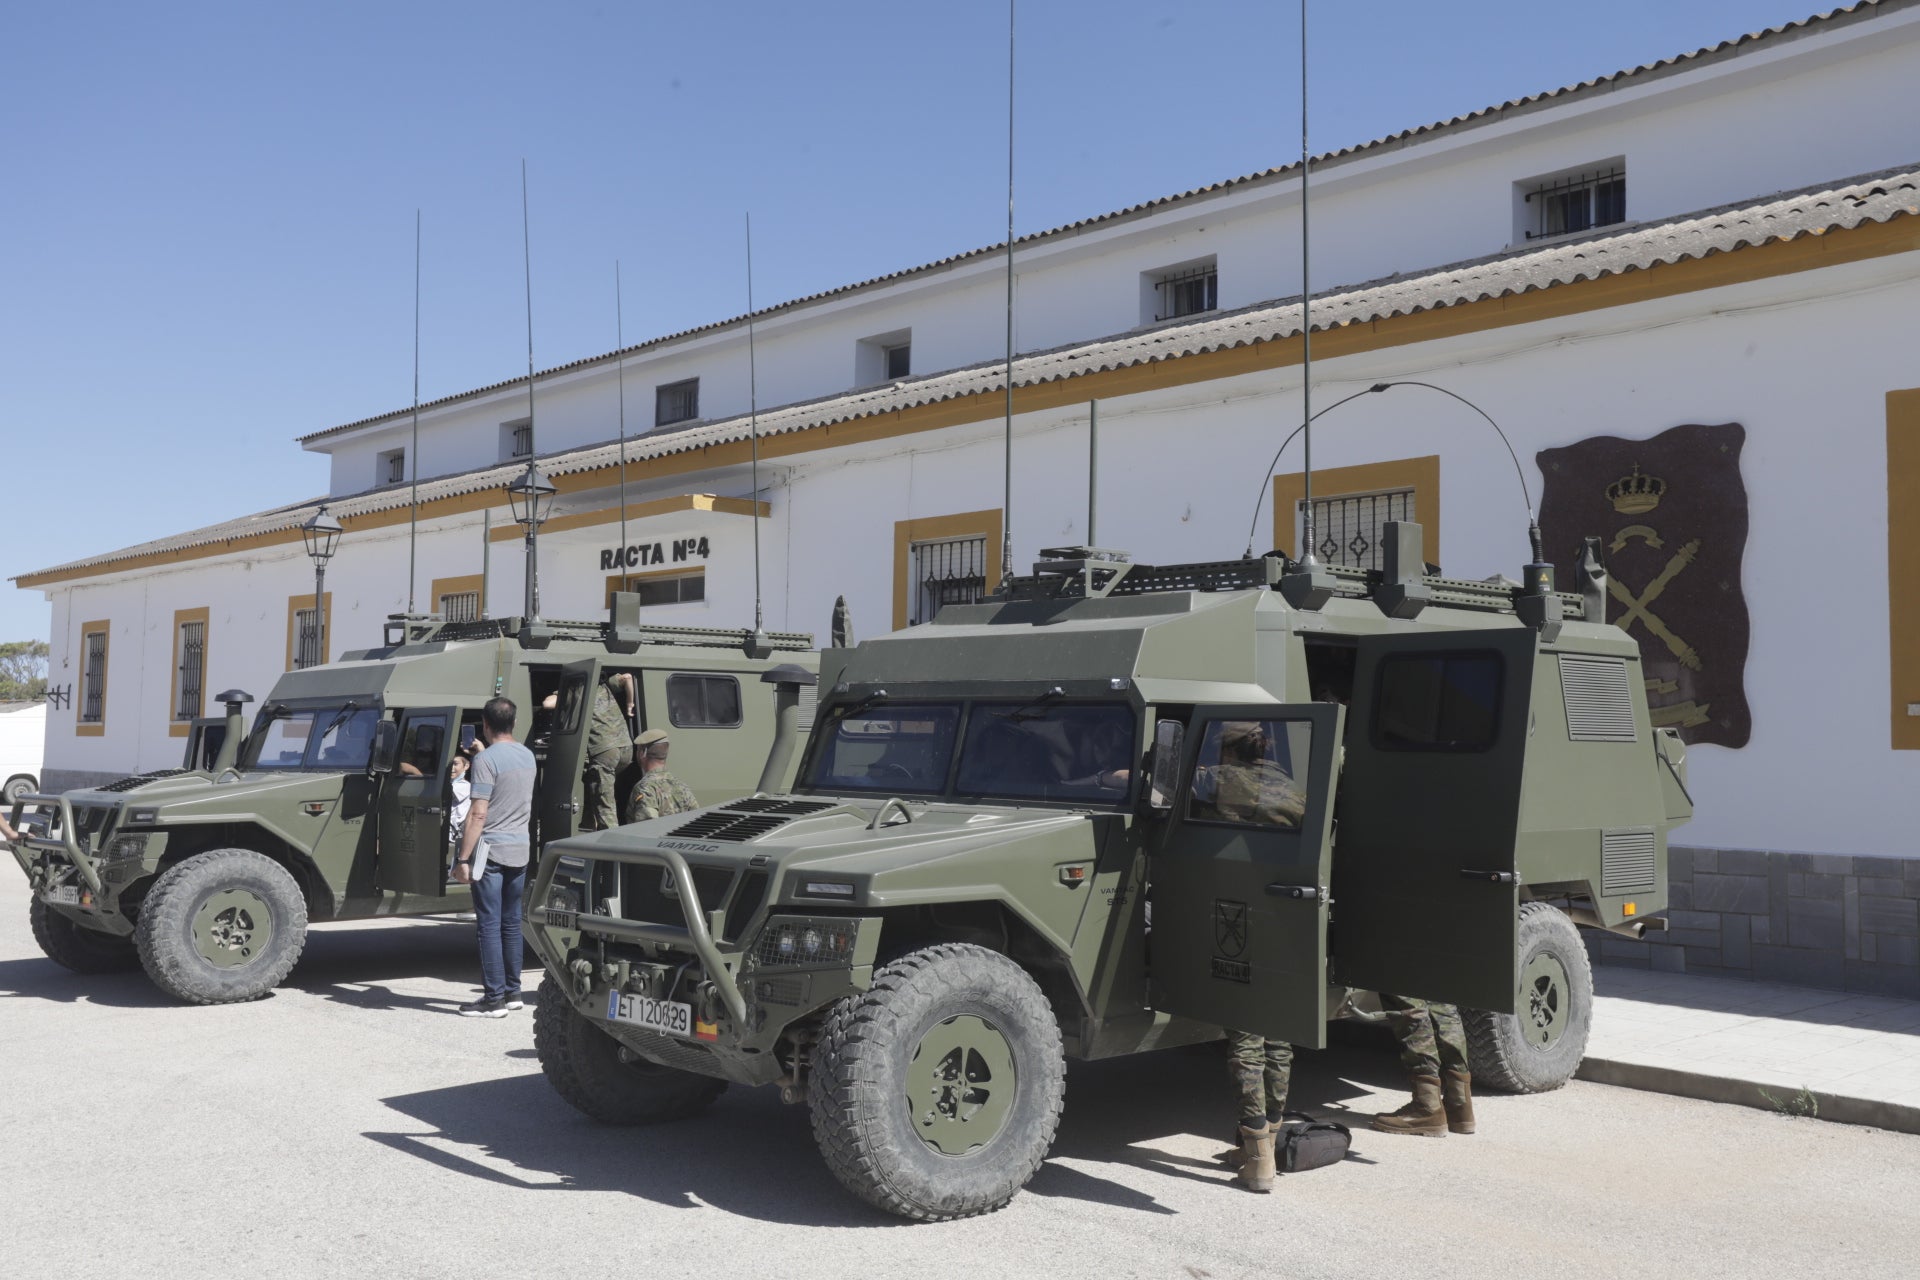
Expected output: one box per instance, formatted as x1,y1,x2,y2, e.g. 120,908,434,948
0,956,176,1008
365,1032,1414,1225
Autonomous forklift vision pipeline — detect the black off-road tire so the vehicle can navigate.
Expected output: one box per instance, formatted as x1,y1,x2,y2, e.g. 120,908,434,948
29,898,140,974
1465,902,1594,1093
3,773,35,805
134,849,308,1005
533,983,726,1124
808,943,1066,1222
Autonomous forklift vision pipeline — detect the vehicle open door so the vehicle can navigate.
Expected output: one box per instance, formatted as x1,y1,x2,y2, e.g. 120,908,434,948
376,708,456,896
536,659,599,848
1330,629,1536,1013
1149,703,1342,1048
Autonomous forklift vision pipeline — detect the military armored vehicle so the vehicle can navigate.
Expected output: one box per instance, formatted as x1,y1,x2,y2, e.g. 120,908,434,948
6,598,815,1005
523,528,1691,1220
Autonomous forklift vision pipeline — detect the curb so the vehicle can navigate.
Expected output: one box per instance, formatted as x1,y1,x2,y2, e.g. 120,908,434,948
1577,1057,1920,1137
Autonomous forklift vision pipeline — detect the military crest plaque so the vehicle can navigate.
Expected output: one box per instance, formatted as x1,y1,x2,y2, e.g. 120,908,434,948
1536,422,1751,747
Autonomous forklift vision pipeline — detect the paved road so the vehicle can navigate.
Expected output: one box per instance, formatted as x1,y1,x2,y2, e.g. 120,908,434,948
5,872,1918,1280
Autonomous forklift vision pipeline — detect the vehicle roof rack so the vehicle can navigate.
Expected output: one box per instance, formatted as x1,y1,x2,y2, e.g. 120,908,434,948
381,613,812,652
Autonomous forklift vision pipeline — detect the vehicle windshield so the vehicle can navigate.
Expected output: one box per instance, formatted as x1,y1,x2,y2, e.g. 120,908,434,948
803,699,1137,805
241,704,384,771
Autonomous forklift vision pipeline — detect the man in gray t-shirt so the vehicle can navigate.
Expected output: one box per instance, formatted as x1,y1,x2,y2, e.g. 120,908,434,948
454,696,538,1017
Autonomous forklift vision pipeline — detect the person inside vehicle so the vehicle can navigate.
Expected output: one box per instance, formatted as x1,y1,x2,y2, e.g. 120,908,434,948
1190,722,1305,827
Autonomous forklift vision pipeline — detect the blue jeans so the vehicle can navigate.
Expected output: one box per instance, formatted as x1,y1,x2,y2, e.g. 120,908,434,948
471,860,525,1002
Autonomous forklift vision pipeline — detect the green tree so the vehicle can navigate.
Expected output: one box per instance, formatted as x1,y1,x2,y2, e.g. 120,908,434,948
0,639,49,701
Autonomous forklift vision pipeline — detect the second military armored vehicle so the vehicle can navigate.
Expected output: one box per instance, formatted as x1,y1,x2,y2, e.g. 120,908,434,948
523,530,1692,1220
7,598,816,1005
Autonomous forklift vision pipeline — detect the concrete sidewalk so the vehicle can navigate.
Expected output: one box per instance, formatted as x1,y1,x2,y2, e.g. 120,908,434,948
1580,966,1920,1134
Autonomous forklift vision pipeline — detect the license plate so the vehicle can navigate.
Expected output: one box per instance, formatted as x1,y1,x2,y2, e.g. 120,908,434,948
605,990,692,1039
44,885,80,906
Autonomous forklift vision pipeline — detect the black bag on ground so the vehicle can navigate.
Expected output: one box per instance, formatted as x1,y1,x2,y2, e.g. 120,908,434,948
1276,1111,1351,1172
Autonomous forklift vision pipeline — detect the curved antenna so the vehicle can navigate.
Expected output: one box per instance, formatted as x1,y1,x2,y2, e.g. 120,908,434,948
1000,0,1016,581
745,212,763,636
1296,0,1318,568
407,208,422,613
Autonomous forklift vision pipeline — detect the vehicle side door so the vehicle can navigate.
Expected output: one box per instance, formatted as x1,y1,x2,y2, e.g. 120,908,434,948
1148,703,1342,1047
376,708,455,896
536,659,599,849
1329,629,1536,1013
638,669,752,805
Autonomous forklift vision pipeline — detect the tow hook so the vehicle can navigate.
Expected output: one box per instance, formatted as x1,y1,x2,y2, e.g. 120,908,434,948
567,957,593,1000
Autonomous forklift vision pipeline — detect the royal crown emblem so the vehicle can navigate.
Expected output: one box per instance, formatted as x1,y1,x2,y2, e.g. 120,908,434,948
1606,463,1665,515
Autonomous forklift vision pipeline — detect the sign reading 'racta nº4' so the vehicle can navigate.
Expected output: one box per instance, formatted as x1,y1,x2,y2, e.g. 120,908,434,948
1537,422,1752,748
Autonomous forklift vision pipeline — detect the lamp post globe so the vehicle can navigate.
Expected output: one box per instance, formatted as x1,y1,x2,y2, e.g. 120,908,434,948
508,463,556,620
300,505,344,667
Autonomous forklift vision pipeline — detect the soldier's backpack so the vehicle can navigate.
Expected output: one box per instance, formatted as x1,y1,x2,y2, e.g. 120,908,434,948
1276,1111,1352,1172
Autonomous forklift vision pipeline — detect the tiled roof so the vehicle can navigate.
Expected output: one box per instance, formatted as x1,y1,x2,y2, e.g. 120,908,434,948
22,163,1920,584
295,1,1915,446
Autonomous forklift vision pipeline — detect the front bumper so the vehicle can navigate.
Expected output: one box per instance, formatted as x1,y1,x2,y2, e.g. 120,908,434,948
524,843,877,1086
8,794,160,935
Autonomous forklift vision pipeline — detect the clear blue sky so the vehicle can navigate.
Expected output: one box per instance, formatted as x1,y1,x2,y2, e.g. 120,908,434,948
0,0,1831,642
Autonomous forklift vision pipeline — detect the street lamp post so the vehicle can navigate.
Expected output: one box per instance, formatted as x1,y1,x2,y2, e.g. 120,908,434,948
506,463,556,620
300,505,343,667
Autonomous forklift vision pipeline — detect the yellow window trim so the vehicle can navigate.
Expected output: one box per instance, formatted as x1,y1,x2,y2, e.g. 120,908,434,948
76,619,109,738
1272,455,1440,567
285,592,334,672
430,573,485,619
892,509,1003,632
1890,389,1920,749
167,606,211,737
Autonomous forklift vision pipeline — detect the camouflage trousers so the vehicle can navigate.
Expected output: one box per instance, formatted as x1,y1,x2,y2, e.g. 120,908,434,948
1379,995,1469,1077
582,746,632,831
1226,1030,1293,1122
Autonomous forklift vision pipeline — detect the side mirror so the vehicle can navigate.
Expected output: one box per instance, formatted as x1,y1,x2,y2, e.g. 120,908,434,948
1147,719,1185,813
367,719,401,777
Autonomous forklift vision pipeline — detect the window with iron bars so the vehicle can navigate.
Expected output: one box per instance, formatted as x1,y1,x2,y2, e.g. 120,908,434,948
175,620,205,721
610,569,706,608
509,423,532,457
1296,487,1416,572
382,449,407,485
1153,264,1218,322
910,535,988,625
438,591,480,624
1525,166,1626,240
656,378,700,427
81,629,107,723
293,608,322,670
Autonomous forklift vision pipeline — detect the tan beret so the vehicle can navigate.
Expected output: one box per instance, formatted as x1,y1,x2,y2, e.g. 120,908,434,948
635,727,670,747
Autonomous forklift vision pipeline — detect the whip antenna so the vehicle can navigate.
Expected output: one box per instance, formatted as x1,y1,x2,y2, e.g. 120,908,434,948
615,260,629,561
745,212,766,646
407,209,421,613
1297,0,1316,566
519,159,546,621
1000,0,1016,581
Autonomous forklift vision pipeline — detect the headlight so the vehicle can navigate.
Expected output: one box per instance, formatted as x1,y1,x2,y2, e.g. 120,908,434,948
756,917,860,968
101,834,149,862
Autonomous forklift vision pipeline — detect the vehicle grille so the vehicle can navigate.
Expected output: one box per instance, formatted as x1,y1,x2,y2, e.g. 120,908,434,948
619,863,734,926
723,872,770,944
723,797,836,816
669,812,791,842
98,770,188,793
1601,827,1658,896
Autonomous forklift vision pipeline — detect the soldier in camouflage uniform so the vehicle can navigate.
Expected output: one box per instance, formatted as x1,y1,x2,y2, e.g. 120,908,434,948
1372,995,1474,1136
1220,1029,1293,1192
1192,722,1307,827
628,728,697,820
582,673,634,830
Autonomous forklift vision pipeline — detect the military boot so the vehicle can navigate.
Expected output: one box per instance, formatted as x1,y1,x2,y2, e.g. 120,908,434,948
1442,1068,1475,1135
1233,1121,1277,1192
1371,1074,1448,1136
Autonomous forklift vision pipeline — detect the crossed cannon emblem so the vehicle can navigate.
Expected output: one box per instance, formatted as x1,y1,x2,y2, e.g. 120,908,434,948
1606,525,1703,672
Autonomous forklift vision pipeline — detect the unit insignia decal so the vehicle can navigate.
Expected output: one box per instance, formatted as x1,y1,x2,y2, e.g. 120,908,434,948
1537,422,1752,747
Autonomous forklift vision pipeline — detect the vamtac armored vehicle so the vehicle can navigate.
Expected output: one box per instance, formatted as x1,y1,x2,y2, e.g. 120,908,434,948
523,528,1692,1221
5,596,815,1005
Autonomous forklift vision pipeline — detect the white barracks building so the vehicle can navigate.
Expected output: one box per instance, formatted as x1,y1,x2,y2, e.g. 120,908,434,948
18,3,1920,991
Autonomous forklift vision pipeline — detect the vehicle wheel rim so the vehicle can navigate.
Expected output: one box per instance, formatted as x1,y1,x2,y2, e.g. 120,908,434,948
192,888,273,969
1521,952,1569,1048
905,1014,1017,1156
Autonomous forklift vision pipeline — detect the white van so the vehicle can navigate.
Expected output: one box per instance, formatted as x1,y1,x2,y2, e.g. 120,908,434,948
1,702,45,802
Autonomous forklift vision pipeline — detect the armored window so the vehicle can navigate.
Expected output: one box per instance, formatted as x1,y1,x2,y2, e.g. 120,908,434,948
293,608,322,670
609,568,706,609
667,674,742,729
806,702,961,794
1521,164,1626,241
655,378,700,427
79,624,109,726
1297,487,1414,572
1145,258,1218,324
1185,718,1312,831
954,702,1136,805
438,590,480,624
310,708,382,770
399,713,450,776
174,618,206,722
909,535,988,625
1374,652,1502,752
